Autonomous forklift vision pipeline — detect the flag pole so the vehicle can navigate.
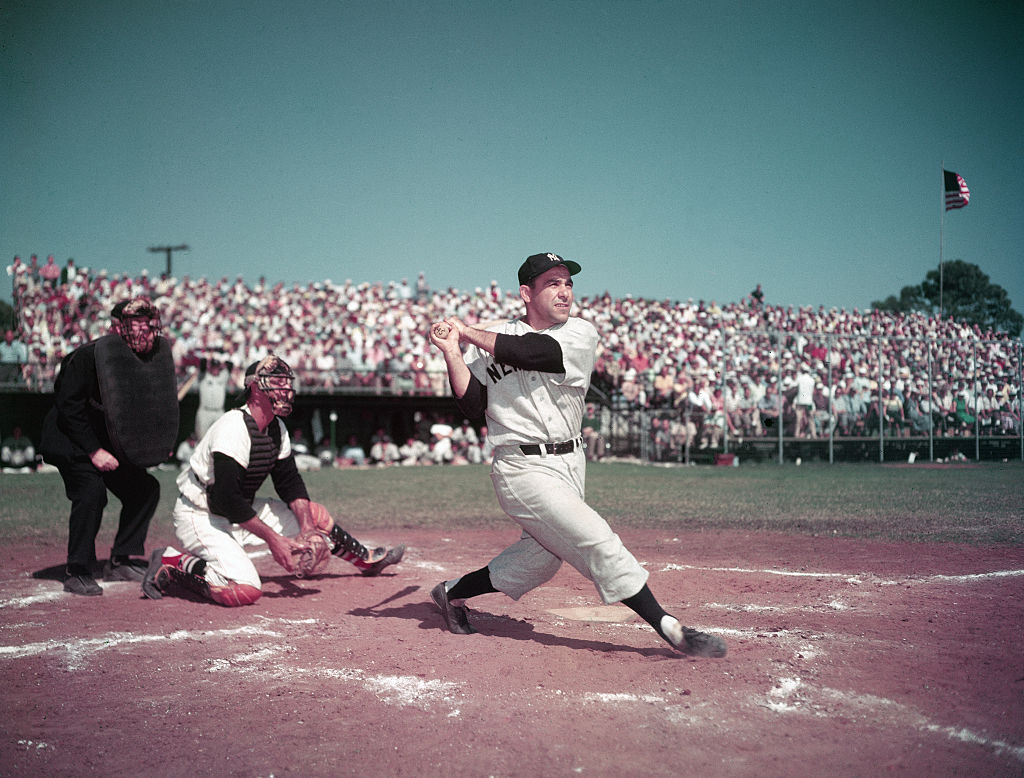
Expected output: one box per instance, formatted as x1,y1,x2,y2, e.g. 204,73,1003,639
939,163,944,320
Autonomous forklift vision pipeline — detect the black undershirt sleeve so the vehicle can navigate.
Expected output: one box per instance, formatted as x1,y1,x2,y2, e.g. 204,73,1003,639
208,453,259,524
493,332,565,373
454,376,487,420
270,454,310,504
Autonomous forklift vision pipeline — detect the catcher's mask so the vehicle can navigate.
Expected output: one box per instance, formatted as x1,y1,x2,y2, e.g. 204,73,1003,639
112,296,162,355
244,355,295,417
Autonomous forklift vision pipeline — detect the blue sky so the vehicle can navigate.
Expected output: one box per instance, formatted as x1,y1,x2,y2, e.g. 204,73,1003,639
3,1,1021,316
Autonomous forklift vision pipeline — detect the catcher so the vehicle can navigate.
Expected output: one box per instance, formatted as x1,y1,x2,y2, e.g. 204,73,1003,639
142,355,404,606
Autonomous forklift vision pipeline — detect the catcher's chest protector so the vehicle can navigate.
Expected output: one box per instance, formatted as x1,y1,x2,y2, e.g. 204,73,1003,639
240,412,281,502
94,334,179,468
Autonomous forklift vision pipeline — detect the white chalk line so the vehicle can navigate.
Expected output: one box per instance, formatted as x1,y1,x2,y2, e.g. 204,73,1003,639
661,563,1024,587
760,676,1024,763
0,624,286,670
201,637,464,715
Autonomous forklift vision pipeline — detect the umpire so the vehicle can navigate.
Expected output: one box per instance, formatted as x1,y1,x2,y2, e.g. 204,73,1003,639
41,297,179,596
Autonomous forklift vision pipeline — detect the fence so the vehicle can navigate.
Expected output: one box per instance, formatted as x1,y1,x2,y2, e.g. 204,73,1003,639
593,331,1023,464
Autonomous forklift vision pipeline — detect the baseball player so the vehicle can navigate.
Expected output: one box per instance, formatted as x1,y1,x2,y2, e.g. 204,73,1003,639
194,356,233,439
142,354,405,607
427,253,726,657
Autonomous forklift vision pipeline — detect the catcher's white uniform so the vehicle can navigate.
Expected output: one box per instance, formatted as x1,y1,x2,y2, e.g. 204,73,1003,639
174,408,302,589
464,316,648,604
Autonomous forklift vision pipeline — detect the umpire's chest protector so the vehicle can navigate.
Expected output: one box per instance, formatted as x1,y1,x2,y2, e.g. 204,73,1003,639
94,334,179,468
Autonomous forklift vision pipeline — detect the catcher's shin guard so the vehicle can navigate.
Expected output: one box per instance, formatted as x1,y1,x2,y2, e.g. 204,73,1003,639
143,547,260,606
166,563,261,607
143,546,205,600
207,582,262,607
328,524,404,575
329,524,372,564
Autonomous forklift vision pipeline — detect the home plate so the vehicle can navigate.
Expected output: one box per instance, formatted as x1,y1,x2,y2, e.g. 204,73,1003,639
547,606,635,622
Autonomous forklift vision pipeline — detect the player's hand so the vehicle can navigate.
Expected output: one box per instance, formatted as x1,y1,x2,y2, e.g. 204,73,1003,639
429,318,462,352
269,534,309,573
90,448,119,472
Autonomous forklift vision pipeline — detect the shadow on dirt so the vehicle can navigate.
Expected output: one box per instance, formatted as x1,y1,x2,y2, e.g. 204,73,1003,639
346,585,675,658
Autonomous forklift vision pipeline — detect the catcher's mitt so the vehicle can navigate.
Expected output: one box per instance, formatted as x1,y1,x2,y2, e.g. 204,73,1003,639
292,532,332,578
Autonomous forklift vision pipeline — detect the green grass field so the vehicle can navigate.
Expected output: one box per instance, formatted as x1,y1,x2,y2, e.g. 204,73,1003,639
3,461,1022,545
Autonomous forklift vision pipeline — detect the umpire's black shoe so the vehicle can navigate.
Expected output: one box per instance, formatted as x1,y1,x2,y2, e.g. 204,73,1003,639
359,545,406,577
430,581,477,634
64,570,102,596
103,556,147,582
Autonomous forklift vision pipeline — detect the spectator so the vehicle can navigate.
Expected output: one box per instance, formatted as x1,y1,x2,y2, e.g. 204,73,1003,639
339,435,368,467
652,365,676,408
833,384,855,435
290,428,322,471
793,362,817,438
1,426,37,472
905,385,932,435
60,258,78,286
686,378,713,448
619,367,641,407
368,428,400,465
758,381,782,436
883,384,907,438
314,436,337,467
429,418,455,464
399,436,429,466
651,416,673,461
175,433,198,469
581,403,606,461
0,329,28,384
813,383,834,437
702,387,727,449
39,254,61,287
750,283,765,311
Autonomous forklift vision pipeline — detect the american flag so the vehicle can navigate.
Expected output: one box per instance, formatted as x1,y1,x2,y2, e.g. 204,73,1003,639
944,170,970,210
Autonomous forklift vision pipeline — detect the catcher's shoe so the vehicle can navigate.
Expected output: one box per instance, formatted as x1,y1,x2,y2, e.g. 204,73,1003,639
430,581,477,634
103,557,147,582
671,626,729,655
359,544,406,577
141,547,172,600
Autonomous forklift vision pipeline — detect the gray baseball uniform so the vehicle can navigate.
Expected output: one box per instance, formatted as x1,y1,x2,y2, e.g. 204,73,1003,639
463,316,648,604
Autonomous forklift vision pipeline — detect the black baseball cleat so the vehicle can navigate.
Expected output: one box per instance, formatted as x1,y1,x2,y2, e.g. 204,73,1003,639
430,581,477,634
676,627,727,658
141,547,170,600
103,557,147,582
359,544,406,577
64,570,102,596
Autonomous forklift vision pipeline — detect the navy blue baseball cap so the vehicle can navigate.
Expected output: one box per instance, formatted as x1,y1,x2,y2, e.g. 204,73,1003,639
518,253,582,286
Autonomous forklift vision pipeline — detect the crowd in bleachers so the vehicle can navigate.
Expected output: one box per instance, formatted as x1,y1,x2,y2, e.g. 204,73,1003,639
5,253,1022,457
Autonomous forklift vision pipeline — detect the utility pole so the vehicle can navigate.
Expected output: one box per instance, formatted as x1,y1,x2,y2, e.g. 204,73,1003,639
148,244,189,277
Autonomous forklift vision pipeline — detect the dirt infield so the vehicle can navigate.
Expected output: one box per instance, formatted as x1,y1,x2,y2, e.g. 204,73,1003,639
2,527,1023,776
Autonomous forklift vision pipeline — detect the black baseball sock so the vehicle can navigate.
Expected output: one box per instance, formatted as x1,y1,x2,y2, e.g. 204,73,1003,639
446,566,497,600
622,584,671,640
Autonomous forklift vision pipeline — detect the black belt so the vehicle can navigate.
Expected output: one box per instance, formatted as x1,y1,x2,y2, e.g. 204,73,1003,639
520,437,582,456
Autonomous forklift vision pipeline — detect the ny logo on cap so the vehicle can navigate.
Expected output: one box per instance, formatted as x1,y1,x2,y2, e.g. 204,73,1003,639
546,253,562,262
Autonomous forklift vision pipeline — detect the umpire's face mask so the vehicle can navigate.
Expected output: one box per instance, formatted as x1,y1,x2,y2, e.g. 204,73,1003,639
121,316,159,356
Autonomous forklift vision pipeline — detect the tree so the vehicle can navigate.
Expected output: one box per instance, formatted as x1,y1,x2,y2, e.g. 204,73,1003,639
871,260,1022,337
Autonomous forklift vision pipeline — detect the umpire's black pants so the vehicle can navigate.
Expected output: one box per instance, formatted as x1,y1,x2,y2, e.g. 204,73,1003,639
56,457,160,573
